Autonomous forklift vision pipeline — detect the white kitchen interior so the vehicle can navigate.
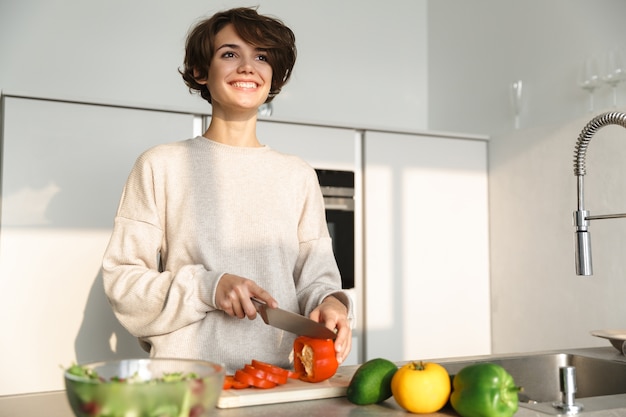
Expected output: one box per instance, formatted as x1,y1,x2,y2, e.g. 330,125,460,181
2,0,626,398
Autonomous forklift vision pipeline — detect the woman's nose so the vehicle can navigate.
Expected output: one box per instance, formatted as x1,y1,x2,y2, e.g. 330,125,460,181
238,58,255,73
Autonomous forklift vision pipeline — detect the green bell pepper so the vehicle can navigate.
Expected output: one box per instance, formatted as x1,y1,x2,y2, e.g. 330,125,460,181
450,363,521,417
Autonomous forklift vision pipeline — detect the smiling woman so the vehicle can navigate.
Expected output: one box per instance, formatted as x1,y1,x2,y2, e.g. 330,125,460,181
101,7,354,375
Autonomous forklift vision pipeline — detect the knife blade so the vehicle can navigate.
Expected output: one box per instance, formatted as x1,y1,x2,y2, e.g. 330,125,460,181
251,298,337,340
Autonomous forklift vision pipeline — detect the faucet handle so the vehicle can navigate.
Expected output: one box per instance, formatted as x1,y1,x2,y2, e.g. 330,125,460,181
553,366,584,414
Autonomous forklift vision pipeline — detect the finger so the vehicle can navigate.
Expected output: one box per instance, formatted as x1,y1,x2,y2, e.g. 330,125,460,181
250,287,278,309
308,308,321,323
221,303,235,317
334,321,352,363
228,283,259,319
335,332,352,364
229,294,246,319
241,297,258,320
340,333,353,363
324,317,339,332
308,305,336,330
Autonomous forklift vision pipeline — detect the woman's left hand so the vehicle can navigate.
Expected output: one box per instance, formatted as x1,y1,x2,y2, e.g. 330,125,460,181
309,296,352,364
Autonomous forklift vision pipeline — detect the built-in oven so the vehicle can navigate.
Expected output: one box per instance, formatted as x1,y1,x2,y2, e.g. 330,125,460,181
315,169,355,289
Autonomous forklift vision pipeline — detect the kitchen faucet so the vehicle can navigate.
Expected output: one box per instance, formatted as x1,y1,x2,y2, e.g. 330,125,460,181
573,111,626,275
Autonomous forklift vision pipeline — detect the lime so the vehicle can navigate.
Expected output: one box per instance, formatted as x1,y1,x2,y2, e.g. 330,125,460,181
346,358,398,405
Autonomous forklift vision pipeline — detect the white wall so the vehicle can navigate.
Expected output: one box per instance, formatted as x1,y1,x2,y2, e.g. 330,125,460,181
426,0,626,354
489,108,626,354
0,0,428,131
4,0,626,136
428,0,626,135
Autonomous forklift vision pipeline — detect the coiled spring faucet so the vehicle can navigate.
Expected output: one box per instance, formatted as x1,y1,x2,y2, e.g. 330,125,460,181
573,111,626,275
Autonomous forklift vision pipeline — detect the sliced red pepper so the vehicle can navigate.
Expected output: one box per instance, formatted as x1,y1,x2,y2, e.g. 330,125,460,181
234,369,277,389
223,375,249,390
223,377,232,390
232,379,249,389
242,365,268,380
251,360,290,378
288,370,302,379
249,360,289,384
243,364,288,385
263,371,288,385
293,336,339,383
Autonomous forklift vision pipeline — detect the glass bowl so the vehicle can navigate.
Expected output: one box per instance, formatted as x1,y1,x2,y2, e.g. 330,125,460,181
64,358,225,417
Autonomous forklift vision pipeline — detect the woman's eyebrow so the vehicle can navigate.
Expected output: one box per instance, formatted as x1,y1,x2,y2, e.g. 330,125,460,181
216,43,268,53
216,43,239,51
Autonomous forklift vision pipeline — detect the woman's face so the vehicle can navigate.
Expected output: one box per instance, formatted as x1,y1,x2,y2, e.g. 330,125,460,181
205,24,273,116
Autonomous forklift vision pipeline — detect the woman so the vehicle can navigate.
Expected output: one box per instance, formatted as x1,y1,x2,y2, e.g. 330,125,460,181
102,7,353,373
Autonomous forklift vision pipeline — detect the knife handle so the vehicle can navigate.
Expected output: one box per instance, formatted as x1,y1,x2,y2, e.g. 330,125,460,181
250,297,270,324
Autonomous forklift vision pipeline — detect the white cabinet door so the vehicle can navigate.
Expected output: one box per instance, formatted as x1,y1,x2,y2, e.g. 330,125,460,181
256,120,358,171
0,96,195,395
364,131,490,361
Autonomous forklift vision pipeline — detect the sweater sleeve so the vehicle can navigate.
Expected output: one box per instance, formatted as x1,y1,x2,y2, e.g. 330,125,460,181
293,168,354,319
102,152,221,341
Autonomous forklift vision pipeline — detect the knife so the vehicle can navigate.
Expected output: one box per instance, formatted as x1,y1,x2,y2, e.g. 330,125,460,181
251,298,337,340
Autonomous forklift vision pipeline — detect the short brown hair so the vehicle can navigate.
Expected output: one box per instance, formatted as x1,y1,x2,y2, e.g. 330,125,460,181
180,7,297,104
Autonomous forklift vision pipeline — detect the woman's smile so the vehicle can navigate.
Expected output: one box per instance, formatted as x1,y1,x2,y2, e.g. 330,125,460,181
231,81,258,88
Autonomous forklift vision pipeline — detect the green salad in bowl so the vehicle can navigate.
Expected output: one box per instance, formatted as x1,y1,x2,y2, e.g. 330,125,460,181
64,358,225,417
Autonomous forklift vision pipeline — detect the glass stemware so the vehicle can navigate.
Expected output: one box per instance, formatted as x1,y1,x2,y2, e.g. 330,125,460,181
578,57,600,112
602,49,625,107
510,80,523,129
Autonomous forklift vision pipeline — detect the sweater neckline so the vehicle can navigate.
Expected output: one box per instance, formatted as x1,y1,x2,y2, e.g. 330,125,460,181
195,136,270,151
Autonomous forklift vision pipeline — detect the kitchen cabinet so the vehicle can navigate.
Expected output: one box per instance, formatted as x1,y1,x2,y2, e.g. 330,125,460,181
256,120,359,172
363,130,490,361
0,96,196,396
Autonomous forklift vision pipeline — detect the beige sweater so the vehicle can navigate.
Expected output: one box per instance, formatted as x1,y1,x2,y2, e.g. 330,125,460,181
102,137,351,372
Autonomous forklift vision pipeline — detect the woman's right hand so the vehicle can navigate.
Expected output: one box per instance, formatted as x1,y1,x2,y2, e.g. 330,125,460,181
215,273,278,319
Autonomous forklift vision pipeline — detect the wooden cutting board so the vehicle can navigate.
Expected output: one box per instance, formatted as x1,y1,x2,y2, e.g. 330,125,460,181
217,364,359,408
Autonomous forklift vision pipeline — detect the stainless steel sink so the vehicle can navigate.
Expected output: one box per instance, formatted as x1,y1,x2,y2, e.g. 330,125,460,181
439,352,626,415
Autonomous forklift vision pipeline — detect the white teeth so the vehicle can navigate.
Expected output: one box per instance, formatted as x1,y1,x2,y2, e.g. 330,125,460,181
231,81,257,88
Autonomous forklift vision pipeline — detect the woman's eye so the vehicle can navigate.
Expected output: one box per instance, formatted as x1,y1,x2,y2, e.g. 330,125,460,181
257,54,268,62
221,51,236,59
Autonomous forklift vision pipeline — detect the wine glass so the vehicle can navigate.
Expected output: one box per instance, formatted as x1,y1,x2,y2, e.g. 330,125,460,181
602,49,625,107
578,57,600,112
510,80,523,129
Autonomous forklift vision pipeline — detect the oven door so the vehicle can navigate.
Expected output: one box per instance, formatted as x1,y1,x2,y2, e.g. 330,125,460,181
324,196,355,289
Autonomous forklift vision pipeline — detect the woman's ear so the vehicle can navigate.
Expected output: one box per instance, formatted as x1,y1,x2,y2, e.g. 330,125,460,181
193,68,208,85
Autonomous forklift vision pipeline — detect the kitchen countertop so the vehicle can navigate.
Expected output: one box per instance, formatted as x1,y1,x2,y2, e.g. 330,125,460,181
2,347,626,417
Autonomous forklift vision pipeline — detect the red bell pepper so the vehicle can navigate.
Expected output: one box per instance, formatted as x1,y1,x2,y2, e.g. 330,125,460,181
223,375,249,389
293,336,339,383
251,360,289,378
234,369,276,389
